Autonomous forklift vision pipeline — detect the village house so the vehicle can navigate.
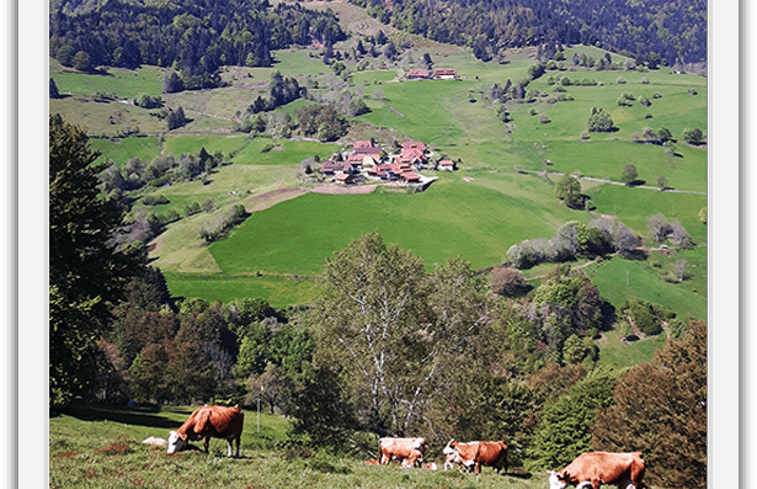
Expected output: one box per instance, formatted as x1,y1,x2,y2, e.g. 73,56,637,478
406,70,431,80
432,69,458,80
438,159,456,171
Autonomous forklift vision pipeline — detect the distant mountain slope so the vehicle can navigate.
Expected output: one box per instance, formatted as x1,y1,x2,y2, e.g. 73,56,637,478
351,0,706,67
49,0,346,83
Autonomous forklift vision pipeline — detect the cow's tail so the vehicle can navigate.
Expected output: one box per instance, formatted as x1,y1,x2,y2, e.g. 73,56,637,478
377,439,386,465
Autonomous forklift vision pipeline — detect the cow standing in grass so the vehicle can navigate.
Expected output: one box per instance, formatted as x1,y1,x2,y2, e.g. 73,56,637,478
548,452,645,489
442,439,508,475
167,405,244,458
378,437,426,468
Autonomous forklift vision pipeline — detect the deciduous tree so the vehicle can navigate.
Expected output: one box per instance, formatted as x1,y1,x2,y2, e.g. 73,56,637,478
591,320,706,489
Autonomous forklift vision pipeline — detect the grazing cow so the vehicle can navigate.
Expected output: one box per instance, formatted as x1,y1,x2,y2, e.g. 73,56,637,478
378,437,426,468
167,405,244,458
548,452,645,489
442,439,508,475
363,459,381,465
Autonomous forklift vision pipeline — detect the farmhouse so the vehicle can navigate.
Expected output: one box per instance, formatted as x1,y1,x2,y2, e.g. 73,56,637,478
439,159,456,171
353,140,373,150
432,69,458,80
406,70,431,80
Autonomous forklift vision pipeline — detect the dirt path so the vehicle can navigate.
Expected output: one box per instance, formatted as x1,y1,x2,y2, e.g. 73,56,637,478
520,169,706,195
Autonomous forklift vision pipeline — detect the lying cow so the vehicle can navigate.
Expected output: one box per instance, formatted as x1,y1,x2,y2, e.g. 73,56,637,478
378,437,425,468
442,439,508,475
548,451,645,489
167,405,244,458
142,436,168,447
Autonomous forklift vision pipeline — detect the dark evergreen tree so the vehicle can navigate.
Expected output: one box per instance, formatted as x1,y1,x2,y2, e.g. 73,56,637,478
49,114,140,408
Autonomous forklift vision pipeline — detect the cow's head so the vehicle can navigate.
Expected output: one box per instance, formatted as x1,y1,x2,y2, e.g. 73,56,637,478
412,438,426,452
167,430,187,455
442,439,457,455
547,470,569,489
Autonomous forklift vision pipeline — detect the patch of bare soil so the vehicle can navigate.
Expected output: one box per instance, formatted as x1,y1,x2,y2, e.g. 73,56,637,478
311,183,379,195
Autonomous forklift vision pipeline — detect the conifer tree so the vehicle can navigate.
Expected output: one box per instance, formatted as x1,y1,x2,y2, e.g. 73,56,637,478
49,114,139,408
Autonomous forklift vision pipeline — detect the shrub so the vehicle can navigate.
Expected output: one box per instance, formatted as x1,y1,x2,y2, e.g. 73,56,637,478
141,194,170,206
587,107,615,132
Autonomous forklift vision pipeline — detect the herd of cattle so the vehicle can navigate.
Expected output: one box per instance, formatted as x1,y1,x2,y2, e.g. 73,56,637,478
153,405,646,489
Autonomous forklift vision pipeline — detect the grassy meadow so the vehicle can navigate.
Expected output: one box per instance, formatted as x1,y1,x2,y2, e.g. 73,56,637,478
51,403,667,489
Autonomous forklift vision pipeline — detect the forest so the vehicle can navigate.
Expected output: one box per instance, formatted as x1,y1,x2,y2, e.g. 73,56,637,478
49,0,346,89
352,0,706,68
49,0,706,88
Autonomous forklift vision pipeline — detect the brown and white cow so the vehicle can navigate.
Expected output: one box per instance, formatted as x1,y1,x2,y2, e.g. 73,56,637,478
548,452,645,489
167,405,244,458
443,441,475,471
378,437,426,468
442,439,508,475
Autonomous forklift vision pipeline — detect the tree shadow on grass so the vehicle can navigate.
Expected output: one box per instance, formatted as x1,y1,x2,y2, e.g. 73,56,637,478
58,402,192,430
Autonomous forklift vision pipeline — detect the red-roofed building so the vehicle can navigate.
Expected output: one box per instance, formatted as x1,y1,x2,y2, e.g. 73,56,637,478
401,141,427,152
406,70,431,80
438,159,456,171
402,171,421,183
432,69,457,80
353,140,374,150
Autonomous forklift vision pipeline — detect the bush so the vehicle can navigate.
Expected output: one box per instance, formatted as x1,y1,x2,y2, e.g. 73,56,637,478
587,107,615,132
621,298,662,335
141,194,170,206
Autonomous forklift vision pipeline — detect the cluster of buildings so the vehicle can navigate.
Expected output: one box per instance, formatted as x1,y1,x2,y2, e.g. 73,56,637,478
319,140,456,186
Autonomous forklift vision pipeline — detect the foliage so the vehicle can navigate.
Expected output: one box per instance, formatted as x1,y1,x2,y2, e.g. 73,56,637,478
354,0,705,66
526,367,617,470
312,233,488,437
488,266,530,297
507,221,612,269
621,164,638,185
553,174,583,209
587,107,615,132
50,0,346,87
49,114,140,408
592,320,707,489
683,126,705,145
619,298,665,336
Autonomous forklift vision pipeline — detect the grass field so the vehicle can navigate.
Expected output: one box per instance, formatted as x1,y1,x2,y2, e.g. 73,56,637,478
51,404,668,489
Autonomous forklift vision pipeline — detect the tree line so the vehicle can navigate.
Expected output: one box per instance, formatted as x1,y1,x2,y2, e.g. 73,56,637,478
353,0,705,67
50,115,704,489
49,0,346,89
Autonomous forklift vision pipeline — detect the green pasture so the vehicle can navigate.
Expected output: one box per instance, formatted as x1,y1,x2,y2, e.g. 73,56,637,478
596,329,668,369
523,140,706,192
586,184,707,243
163,272,319,309
161,135,249,160
590,254,706,321
90,136,163,165
50,59,164,99
208,177,583,277
49,96,169,137
49,403,671,489
231,138,339,166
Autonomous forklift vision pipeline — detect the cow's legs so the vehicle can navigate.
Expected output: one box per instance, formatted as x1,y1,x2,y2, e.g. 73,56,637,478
203,437,210,454
223,436,241,458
